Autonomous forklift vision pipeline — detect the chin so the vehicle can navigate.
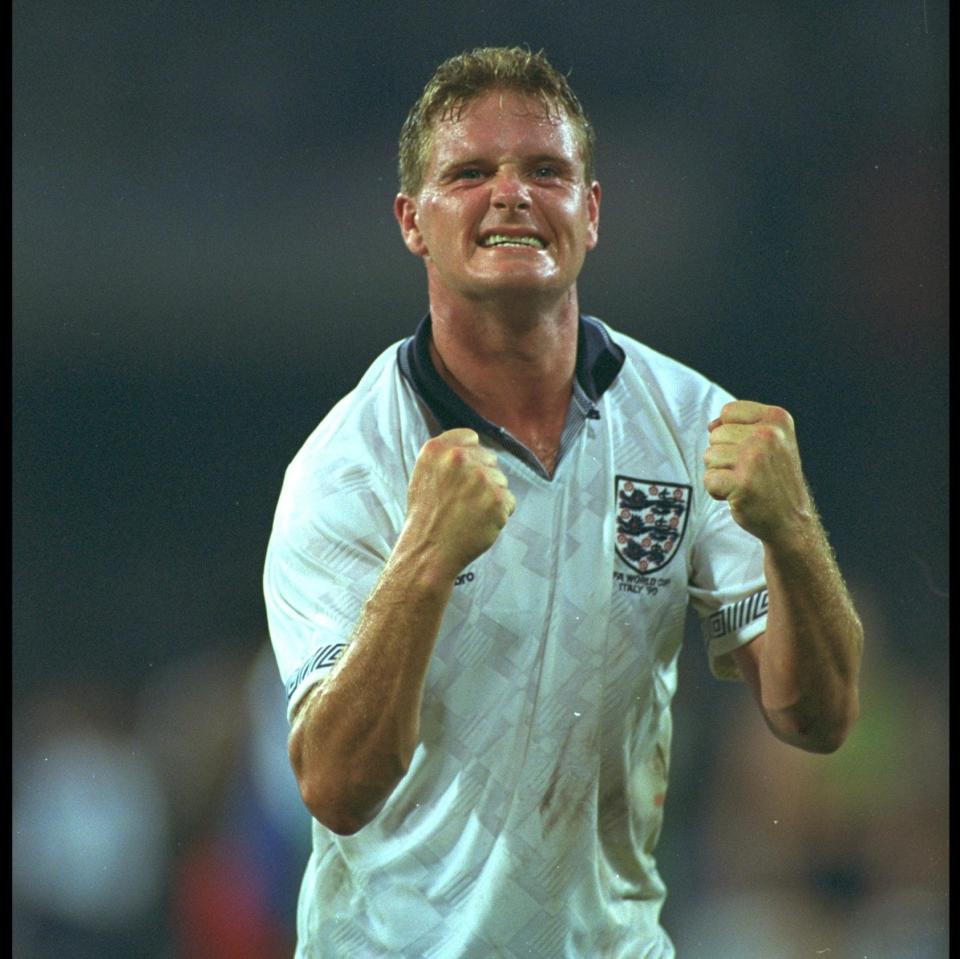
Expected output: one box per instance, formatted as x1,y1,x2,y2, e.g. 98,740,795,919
472,267,567,294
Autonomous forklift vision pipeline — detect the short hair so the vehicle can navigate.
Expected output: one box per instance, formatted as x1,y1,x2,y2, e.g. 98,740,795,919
398,46,596,196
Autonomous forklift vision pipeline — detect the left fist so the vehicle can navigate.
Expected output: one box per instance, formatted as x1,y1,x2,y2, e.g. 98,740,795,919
703,400,812,544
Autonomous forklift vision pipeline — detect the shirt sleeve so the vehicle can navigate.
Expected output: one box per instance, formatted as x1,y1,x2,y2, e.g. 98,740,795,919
263,458,400,721
685,390,768,681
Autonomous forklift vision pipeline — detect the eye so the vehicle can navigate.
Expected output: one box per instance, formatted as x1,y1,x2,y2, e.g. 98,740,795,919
456,168,486,180
533,165,560,178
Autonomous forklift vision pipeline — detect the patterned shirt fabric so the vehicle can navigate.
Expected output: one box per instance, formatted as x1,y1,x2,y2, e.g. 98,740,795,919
263,314,768,958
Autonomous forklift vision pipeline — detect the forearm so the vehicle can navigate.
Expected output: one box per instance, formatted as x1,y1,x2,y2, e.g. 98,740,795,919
755,507,863,752
288,429,515,834
289,539,455,834
705,401,863,752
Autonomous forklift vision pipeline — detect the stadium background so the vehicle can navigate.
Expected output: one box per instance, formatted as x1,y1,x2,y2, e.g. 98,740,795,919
13,3,948,956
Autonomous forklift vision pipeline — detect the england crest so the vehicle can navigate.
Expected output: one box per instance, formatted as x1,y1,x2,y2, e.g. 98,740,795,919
615,476,692,575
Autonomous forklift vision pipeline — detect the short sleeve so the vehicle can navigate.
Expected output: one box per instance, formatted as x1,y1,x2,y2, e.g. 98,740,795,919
263,460,401,720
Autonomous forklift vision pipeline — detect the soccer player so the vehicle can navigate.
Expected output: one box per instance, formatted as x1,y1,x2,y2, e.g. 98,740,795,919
263,46,863,958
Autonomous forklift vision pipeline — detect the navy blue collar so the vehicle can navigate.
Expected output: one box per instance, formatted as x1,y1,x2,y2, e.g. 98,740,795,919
397,313,625,438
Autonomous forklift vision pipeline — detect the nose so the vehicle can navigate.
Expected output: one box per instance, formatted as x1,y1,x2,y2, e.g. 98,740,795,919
491,169,531,211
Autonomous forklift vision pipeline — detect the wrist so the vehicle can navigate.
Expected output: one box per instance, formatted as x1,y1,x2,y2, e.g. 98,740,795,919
762,510,829,571
388,529,461,597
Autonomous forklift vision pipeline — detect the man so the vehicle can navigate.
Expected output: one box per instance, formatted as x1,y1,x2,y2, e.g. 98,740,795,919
264,46,863,958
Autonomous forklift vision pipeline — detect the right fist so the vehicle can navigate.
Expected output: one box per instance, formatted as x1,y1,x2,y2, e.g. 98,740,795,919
402,428,516,580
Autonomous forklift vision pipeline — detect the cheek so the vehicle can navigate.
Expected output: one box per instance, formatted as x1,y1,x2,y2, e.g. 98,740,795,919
551,193,595,239
580,205,600,249
584,219,599,250
561,209,595,249
420,196,472,245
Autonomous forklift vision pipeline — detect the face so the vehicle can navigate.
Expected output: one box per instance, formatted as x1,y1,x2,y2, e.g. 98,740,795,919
395,90,601,306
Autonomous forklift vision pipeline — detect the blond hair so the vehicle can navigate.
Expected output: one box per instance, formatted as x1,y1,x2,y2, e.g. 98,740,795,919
398,46,595,195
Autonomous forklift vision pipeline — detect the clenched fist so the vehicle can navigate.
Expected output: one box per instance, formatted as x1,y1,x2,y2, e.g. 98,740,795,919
703,400,813,545
402,428,516,581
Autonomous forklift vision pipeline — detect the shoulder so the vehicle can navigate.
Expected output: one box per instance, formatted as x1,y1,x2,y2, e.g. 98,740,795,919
595,318,722,396
589,317,735,428
275,340,426,527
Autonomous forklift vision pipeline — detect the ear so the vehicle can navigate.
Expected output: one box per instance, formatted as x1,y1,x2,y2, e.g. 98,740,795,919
394,193,428,257
585,181,601,251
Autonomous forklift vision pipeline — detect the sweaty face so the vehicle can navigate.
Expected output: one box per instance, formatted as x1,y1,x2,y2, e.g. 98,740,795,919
397,90,600,305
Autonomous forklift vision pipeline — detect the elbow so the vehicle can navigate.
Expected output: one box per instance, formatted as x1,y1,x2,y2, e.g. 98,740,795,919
771,690,860,754
288,731,408,835
297,779,376,836
793,719,851,755
294,770,364,836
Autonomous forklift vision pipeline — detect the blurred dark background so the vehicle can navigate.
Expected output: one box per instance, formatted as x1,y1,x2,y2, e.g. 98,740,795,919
13,3,948,957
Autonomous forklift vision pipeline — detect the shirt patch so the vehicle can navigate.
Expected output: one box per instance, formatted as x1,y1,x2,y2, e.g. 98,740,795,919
614,477,692,575
284,642,347,702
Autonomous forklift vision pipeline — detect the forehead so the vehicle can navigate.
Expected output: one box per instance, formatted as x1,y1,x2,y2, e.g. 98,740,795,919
425,89,581,173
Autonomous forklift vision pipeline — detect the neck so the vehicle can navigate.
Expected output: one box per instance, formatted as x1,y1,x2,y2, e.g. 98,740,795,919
427,292,580,476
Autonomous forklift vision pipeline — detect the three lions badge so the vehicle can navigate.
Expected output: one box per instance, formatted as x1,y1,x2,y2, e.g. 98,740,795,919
615,477,691,574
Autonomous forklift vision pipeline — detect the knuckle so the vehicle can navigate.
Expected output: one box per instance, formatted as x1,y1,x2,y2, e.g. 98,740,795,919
423,434,453,459
753,423,786,447
765,405,795,434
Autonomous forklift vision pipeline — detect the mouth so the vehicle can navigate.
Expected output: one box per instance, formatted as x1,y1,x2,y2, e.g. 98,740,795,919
478,232,547,250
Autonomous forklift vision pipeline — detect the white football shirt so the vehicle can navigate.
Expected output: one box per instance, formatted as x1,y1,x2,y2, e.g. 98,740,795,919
263,315,768,958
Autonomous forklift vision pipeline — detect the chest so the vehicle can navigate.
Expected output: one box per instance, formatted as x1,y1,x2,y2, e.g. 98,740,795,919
427,421,697,706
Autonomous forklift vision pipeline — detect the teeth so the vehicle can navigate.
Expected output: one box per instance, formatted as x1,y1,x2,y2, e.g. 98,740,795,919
481,234,545,249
